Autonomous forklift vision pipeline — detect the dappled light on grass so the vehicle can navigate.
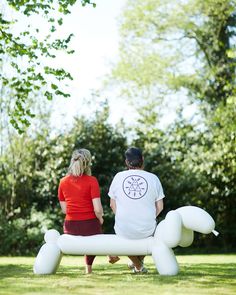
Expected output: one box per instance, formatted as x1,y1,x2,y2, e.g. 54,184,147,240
0,255,235,295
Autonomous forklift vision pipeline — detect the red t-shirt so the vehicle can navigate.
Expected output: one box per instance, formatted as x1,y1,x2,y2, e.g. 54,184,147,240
58,174,100,221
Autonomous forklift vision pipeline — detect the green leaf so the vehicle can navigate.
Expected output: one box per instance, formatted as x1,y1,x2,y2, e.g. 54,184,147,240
51,83,58,90
58,18,63,25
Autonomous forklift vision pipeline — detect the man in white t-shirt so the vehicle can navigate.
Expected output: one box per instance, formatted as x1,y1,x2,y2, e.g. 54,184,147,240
108,147,165,273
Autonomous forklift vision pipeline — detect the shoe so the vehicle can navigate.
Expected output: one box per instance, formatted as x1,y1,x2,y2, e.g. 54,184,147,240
127,262,135,270
128,257,145,270
132,266,148,274
109,256,120,264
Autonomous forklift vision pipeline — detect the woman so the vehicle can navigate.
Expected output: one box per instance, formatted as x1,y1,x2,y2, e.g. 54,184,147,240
58,148,118,274
58,148,119,274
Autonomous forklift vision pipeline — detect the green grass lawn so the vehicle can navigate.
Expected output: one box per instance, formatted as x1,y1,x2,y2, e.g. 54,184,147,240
0,255,235,295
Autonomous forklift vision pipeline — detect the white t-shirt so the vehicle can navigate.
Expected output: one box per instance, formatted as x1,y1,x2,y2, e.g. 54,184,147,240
108,169,165,239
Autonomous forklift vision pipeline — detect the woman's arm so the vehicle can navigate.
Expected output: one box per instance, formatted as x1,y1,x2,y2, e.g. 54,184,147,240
155,199,164,217
60,201,67,214
92,198,104,225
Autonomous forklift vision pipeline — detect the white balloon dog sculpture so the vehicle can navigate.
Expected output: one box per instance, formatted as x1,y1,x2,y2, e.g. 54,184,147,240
34,206,218,275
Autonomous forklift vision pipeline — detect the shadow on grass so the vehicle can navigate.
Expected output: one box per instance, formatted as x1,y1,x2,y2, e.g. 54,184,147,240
143,263,236,292
59,262,236,284
0,264,33,279
0,262,235,294
81,262,236,288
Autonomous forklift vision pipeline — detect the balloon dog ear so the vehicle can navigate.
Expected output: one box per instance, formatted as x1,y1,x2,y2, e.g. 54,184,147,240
176,206,216,234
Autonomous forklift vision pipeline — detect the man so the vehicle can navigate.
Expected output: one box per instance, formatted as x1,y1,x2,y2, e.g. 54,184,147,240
108,147,165,273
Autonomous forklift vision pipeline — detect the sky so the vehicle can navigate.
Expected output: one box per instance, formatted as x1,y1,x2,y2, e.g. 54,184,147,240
2,0,196,132
1,0,128,130
46,0,195,130
49,0,129,129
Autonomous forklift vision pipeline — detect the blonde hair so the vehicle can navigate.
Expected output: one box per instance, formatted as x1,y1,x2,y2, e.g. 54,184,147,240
68,149,92,176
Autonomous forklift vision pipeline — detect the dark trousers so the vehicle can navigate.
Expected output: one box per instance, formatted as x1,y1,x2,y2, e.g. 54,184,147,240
63,218,102,265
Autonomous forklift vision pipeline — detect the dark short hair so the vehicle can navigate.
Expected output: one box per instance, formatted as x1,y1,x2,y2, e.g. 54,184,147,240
125,147,143,168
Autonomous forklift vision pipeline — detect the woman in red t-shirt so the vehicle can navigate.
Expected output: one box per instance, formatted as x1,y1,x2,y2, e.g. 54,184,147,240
58,148,119,274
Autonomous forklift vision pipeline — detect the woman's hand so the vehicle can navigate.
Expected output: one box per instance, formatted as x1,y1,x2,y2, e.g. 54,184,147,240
98,217,104,225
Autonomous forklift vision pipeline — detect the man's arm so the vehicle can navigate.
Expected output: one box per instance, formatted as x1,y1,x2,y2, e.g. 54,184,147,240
60,201,66,214
155,199,164,217
92,198,104,225
110,198,116,214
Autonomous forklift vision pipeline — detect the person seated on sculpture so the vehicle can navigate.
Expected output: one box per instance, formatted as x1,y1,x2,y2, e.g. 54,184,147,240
108,147,165,273
58,148,119,274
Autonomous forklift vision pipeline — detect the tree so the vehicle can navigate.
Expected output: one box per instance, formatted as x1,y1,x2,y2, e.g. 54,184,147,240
111,0,236,249
194,99,236,249
0,0,95,133
0,102,127,254
113,0,236,106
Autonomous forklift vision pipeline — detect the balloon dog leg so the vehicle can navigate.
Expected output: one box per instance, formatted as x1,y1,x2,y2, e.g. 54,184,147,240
34,230,62,275
152,241,179,276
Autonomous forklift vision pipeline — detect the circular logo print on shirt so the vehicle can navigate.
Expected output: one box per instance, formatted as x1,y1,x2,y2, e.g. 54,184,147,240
122,175,148,199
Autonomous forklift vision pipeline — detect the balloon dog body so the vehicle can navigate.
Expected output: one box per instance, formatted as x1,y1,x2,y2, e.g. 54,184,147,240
34,206,218,275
